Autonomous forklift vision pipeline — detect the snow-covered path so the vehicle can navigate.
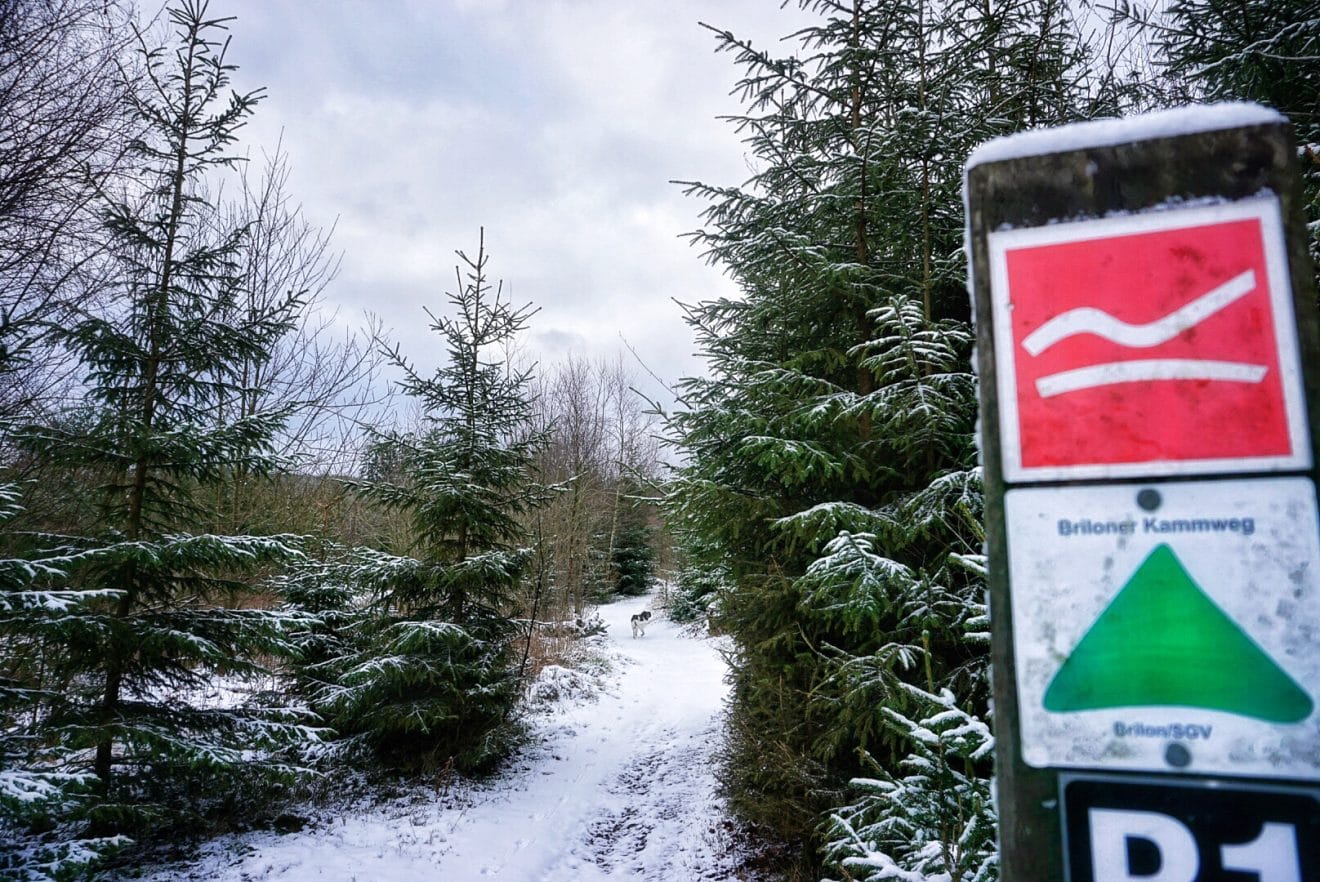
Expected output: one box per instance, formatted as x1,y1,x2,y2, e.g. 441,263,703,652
146,594,749,881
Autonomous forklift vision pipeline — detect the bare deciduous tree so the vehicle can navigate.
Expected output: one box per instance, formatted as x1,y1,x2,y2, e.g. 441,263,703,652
225,145,393,474
530,352,660,619
0,0,132,422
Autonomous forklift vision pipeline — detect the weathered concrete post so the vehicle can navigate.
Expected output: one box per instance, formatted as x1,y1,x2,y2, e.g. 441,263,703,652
965,103,1320,880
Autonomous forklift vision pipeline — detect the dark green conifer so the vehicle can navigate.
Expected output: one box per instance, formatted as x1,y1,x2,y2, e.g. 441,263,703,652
5,0,312,836
666,1,1124,872
1150,0,1319,261
323,230,545,772
611,522,655,597
0,485,128,879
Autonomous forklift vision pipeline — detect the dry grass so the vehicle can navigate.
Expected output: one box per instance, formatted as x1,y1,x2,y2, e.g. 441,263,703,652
516,616,602,683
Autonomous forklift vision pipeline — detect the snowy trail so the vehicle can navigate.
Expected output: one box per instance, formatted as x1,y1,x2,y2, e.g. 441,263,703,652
147,594,748,881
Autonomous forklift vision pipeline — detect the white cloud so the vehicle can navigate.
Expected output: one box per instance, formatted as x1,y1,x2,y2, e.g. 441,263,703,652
218,0,812,407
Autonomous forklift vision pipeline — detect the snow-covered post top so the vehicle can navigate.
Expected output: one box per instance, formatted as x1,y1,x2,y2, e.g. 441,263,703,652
966,102,1284,169
964,102,1320,882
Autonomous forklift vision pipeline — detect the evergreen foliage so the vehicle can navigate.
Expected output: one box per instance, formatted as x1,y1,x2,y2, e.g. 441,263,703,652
666,0,1125,872
1143,0,1320,260
5,0,1301,874
609,487,655,597
665,550,730,625
3,1,316,837
0,484,128,881
821,681,996,882
324,230,544,772
610,523,654,597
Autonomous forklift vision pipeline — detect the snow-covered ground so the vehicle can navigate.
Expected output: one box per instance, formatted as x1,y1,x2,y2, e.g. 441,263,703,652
142,593,759,881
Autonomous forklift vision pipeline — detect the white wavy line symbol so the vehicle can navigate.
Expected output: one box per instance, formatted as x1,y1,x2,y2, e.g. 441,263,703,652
1022,269,1267,397
1037,359,1267,397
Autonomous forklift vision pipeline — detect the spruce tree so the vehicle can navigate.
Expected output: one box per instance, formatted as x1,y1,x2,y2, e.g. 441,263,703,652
6,1,313,835
1145,0,1319,261
666,0,1121,869
320,230,544,772
611,524,655,597
0,484,128,880
820,682,997,882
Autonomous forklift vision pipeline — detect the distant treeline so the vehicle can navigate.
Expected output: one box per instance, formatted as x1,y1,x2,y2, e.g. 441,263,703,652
0,2,663,878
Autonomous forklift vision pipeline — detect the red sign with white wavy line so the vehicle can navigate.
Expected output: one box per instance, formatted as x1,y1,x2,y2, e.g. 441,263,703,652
989,199,1309,480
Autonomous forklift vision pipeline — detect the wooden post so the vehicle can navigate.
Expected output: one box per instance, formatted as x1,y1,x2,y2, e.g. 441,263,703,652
965,104,1320,880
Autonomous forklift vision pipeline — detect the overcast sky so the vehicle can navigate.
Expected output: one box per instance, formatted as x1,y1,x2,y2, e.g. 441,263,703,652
216,1,813,409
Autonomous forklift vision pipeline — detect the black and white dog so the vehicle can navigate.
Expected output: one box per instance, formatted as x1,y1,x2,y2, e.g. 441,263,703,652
630,609,652,638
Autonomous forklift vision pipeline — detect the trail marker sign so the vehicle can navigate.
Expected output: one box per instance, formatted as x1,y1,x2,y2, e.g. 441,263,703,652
1044,545,1310,723
965,104,1320,881
1061,775,1320,882
991,198,1310,482
1006,477,1320,779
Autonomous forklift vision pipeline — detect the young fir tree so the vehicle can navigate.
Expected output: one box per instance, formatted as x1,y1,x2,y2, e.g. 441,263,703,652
319,230,544,772
666,0,1122,870
611,526,655,598
820,681,997,882
820,558,997,882
0,484,128,881
606,479,655,597
610,524,654,597
6,2,314,835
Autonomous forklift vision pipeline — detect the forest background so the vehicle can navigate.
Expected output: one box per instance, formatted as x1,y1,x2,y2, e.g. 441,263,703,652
1,1,1315,881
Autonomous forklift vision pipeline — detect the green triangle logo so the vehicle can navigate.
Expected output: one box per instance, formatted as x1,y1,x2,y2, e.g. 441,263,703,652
1044,544,1312,723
